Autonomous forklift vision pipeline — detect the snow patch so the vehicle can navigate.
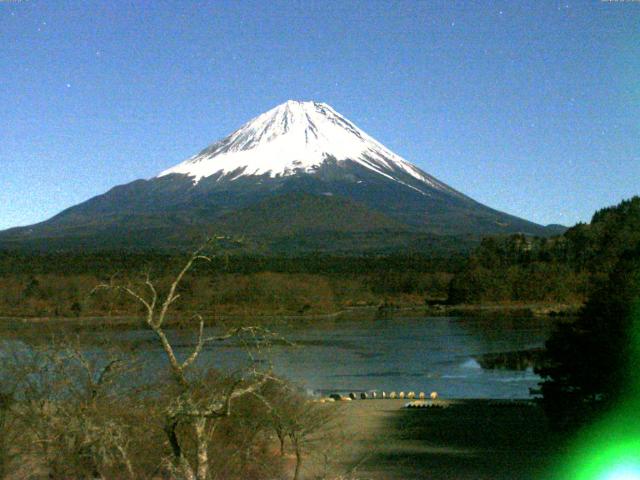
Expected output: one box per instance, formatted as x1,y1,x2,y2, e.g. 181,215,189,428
158,100,456,195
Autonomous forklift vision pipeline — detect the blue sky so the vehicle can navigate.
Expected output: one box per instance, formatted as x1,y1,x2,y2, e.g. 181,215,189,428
1,0,638,230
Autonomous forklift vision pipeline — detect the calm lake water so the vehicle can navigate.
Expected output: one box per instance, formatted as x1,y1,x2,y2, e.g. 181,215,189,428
98,315,553,399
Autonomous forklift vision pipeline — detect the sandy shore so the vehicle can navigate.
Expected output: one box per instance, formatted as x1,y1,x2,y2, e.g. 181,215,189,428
308,398,562,480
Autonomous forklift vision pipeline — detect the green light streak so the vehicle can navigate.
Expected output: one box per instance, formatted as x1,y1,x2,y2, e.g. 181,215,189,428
553,304,640,480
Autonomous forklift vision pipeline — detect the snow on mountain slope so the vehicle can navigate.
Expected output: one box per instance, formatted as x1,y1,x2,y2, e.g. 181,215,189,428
158,100,455,195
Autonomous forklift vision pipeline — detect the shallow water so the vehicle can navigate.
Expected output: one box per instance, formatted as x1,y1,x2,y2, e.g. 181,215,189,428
105,315,552,399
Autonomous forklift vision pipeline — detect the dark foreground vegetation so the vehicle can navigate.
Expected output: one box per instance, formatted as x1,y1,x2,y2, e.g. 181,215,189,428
535,197,640,432
536,244,640,431
0,336,338,480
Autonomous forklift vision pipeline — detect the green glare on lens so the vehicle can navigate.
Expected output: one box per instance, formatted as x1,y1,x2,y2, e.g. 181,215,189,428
554,306,640,480
602,465,640,480
557,407,640,480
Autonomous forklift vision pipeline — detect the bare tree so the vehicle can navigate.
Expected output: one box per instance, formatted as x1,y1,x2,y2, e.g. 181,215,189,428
0,240,335,479
288,402,337,480
0,335,141,480
94,240,278,480
261,381,340,480
0,391,12,479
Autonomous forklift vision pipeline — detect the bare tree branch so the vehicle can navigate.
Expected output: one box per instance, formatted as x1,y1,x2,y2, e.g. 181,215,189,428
157,245,213,329
85,237,288,480
181,315,205,371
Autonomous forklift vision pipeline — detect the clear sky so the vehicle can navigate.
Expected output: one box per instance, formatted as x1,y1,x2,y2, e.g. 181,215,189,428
1,0,638,230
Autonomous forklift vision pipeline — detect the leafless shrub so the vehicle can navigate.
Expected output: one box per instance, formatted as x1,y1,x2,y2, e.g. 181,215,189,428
0,335,147,479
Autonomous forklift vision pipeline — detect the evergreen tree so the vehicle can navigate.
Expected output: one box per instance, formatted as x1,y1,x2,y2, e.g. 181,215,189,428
536,247,640,430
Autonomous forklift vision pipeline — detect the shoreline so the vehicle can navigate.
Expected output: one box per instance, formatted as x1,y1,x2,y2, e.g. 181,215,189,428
0,301,580,328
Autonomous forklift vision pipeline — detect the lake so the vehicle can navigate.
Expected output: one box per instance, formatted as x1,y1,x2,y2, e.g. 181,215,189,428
94,314,553,399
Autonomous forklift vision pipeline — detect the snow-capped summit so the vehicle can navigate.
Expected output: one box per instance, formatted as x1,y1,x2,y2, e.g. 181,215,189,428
158,100,452,195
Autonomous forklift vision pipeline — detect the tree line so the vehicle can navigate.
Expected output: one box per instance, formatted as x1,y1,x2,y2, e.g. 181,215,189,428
534,197,640,430
448,196,640,304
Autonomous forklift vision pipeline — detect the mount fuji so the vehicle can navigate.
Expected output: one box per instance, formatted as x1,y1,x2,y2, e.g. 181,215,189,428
0,100,562,253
